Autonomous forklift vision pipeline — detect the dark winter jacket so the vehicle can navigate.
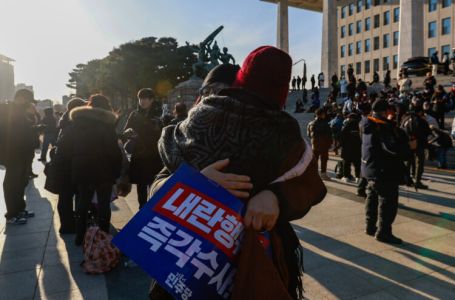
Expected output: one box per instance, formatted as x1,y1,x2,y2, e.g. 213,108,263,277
431,92,448,114
424,76,437,92
58,106,122,185
361,114,407,183
430,53,440,64
57,111,71,139
41,114,57,135
340,117,361,161
124,107,163,184
0,103,36,166
307,118,332,151
400,113,431,149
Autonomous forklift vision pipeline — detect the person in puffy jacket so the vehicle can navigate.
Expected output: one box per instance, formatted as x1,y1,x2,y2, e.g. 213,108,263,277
57,95,122,245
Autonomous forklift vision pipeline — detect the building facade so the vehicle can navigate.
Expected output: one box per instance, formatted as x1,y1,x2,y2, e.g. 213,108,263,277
264,0,455,84
0,54,15,103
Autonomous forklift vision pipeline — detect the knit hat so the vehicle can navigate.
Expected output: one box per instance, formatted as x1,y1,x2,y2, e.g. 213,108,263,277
372,99,388,113
233,46,292,108
67,97,85,111
202,64,240,89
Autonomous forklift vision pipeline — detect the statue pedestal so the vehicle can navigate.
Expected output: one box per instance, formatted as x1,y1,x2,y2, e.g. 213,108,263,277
167,76,203,110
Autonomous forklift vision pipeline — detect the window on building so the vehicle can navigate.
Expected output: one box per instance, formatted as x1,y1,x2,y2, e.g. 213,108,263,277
357,0,363,13
442,17,451,35
394,7,400,22
341,6,347,18
341,26,346,38
374,36,380,50
374,14,380,28
365,17,371,31
365,60,371,73
443,0,451,8
428,21,437,38
341,45,346,58
374,0,380,6
429,0,438,12
356,62,362,75
365,39,371,52
383,33,390,48
341,65,346,77
356,41,362,54
383,0,389,3
428,47,437,57
357,21,362,34
349,3,355,15
384,11,390,25
349,43,354,56
374,59,380,72
365,0,372,9
349,23,354,36
393,31,399,46
393,55,398,69
383,57,390,71
442,44,451,56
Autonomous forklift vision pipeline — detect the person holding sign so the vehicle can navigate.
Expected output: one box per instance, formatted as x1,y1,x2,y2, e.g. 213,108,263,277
152,46,327,300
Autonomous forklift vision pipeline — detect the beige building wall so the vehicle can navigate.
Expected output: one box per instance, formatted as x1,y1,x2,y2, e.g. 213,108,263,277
423,0,455,58
336,0,455,82
337,0,400,82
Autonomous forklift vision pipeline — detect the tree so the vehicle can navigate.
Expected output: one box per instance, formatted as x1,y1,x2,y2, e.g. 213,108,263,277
67,37,196,109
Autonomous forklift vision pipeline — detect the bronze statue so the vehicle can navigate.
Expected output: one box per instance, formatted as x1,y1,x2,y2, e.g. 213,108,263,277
186,26,235,77
220,47,235,65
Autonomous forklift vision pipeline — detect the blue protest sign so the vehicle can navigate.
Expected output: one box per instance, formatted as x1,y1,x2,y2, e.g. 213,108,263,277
113,164,246,300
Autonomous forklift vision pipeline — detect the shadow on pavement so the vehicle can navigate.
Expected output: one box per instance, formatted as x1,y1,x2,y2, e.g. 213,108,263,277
294,225,455,299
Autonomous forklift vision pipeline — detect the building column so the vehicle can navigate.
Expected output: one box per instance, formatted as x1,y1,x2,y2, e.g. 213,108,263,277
277,0,289,53
398,0,424,75
321,0,338,87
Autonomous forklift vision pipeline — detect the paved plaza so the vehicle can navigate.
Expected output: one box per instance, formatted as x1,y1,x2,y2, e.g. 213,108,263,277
0,110,454,300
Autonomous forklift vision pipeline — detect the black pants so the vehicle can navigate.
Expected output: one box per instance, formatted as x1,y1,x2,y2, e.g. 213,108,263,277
365,180,399,235
313,149,329,173
76,183,112,236
57,184,78,231
357,177,367,194
406,148,425,183
137,184,150,209
343,159,360,178
435,112,445,129
3,161,28,219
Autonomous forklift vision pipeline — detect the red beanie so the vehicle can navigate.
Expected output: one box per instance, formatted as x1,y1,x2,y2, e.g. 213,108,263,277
233,46,292,108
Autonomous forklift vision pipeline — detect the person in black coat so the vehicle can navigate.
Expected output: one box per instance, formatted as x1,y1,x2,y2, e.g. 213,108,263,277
340,113,362,181
361,100,408,244
1,89,37,224
53,98,86,234
58,95,122,245
39,108,57,162
400,106,431,189
124,88,163,209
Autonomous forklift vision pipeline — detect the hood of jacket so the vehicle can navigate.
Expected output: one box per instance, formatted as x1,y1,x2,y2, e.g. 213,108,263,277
69,106,117,125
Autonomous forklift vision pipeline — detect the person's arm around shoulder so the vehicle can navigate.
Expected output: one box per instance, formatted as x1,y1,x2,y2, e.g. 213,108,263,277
272,140,327,221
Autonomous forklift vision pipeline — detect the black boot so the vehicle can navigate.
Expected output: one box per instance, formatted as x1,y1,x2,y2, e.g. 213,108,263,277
375,231,402,244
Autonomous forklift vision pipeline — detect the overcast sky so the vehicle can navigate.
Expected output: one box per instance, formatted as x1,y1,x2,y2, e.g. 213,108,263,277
0,0,322,101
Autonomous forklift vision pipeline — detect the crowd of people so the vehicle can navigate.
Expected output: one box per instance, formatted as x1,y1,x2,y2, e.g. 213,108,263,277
1,46,454,299
306,66,454,244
